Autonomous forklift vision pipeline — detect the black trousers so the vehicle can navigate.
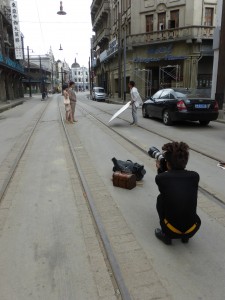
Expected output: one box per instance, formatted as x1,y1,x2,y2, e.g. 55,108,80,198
156,196,201,239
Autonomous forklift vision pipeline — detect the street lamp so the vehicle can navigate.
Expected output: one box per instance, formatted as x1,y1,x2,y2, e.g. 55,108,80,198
27,46,32,98
58,67,66,95
57,1,66,15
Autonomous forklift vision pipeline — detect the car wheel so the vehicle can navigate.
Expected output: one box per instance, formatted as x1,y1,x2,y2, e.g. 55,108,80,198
142,107,149,118
163,110,172,126
199,120,210,126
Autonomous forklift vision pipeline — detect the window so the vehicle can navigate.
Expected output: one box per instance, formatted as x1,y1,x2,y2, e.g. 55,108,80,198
160,90,171,99
146,15,153,32
158,12,166,30
205,8,213,26
169,10,179,28
152,90,163,99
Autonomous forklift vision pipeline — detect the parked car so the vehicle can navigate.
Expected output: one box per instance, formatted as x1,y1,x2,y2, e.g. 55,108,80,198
92,87,106,102
142,88,219,126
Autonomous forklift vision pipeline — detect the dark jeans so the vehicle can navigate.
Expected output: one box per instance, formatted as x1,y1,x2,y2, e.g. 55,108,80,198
156,196,201,239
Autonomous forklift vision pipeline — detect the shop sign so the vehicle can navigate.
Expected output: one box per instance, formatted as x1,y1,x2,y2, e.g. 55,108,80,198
10,1,23,59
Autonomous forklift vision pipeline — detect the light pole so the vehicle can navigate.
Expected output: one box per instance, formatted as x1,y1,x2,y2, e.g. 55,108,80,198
123,24,127,102
58,67,66,95
27,46,32,97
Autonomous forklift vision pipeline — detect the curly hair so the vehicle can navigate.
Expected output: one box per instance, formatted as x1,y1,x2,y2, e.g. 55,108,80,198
162,141,189,170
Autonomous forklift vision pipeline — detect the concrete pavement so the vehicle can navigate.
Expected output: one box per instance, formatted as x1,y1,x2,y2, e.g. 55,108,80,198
0,93,50,113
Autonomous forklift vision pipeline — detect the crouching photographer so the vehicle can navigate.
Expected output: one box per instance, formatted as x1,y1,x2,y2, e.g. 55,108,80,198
148,141,201,245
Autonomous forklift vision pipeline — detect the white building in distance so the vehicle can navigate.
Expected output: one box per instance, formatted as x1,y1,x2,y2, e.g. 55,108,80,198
71,58,90,91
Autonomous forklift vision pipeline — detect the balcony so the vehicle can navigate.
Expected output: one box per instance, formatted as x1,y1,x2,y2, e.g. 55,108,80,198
92,1,110,31
128,26,214,47
93,28,110,48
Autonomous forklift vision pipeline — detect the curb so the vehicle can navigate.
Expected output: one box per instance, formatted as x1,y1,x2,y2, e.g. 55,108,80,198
0,100,24,113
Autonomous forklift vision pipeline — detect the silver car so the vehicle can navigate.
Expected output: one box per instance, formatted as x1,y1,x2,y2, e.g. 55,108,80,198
92,87,106,102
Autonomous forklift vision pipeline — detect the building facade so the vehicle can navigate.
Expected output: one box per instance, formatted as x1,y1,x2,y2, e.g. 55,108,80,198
71,58,90,91
0,0,25,101
91,0,217,99
211,0,225,110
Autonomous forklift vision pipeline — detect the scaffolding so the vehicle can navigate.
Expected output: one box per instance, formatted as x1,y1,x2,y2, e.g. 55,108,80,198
159,64,181,88
134,68,153,98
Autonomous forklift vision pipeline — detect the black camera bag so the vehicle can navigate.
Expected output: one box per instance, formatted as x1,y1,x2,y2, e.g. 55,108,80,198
112,157,146,181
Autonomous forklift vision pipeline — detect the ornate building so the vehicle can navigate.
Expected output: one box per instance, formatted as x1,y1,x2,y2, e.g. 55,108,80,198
71,58,90,91
91,0,217,99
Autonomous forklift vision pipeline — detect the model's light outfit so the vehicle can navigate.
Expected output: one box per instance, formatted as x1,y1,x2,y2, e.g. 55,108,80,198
130,87,142,124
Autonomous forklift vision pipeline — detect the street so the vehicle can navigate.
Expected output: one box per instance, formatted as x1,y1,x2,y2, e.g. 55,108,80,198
0,93,225,300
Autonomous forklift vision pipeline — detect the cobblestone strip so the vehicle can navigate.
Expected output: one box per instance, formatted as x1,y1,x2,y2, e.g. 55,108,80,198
0,106,48,233
198,193,225,227
62,126,119,300
66,124,171,300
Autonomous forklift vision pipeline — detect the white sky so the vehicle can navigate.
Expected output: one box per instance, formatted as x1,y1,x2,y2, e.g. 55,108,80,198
17,0,93,68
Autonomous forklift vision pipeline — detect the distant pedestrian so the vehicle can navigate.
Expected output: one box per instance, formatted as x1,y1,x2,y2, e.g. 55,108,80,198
68,81,77,123
128,81,142,126
63,84,73,124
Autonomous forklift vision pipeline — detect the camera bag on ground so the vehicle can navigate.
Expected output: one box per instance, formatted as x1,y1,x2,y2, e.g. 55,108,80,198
112,171,136,190
112,157,146,181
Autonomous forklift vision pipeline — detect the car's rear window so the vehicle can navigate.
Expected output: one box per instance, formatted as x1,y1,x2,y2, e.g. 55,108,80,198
174,89,211,98
174,91,187,99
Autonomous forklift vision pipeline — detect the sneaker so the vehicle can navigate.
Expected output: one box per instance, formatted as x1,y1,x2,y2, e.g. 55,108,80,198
130,122,134,125
130,123,138,126
155,228,172,245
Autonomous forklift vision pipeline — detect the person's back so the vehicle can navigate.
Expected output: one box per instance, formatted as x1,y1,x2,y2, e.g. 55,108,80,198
154,141,201,244
156,169,199,233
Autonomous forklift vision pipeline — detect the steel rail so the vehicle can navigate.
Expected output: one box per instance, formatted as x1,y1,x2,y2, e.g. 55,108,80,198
0,100,50,204
81,101,224,163
78,103,225,208
58,100,132,300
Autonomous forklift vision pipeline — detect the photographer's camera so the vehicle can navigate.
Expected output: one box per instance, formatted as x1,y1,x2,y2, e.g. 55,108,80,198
148,146,167,172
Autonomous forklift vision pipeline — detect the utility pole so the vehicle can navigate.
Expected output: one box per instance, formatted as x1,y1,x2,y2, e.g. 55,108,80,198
118,10,122,98
215,0,225,109
123,24,127,102
27,46,32,97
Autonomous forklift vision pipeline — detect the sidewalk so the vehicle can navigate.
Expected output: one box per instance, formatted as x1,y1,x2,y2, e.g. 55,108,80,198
0,94,48,113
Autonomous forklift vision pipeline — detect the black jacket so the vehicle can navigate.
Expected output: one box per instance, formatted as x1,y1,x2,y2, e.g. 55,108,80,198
155,169,200,233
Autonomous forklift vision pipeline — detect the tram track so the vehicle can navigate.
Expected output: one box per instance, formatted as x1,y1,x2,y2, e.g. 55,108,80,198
81,101,224,163
0,100,50,204
57,99,132,300
0,97,132,299
77,102,225,208
1,95,224,299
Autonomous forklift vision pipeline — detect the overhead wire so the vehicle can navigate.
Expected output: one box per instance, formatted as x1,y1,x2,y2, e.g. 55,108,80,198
34,0,46,50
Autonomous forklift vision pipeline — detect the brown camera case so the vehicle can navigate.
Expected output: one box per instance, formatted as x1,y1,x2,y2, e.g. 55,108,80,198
112,171,136,190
